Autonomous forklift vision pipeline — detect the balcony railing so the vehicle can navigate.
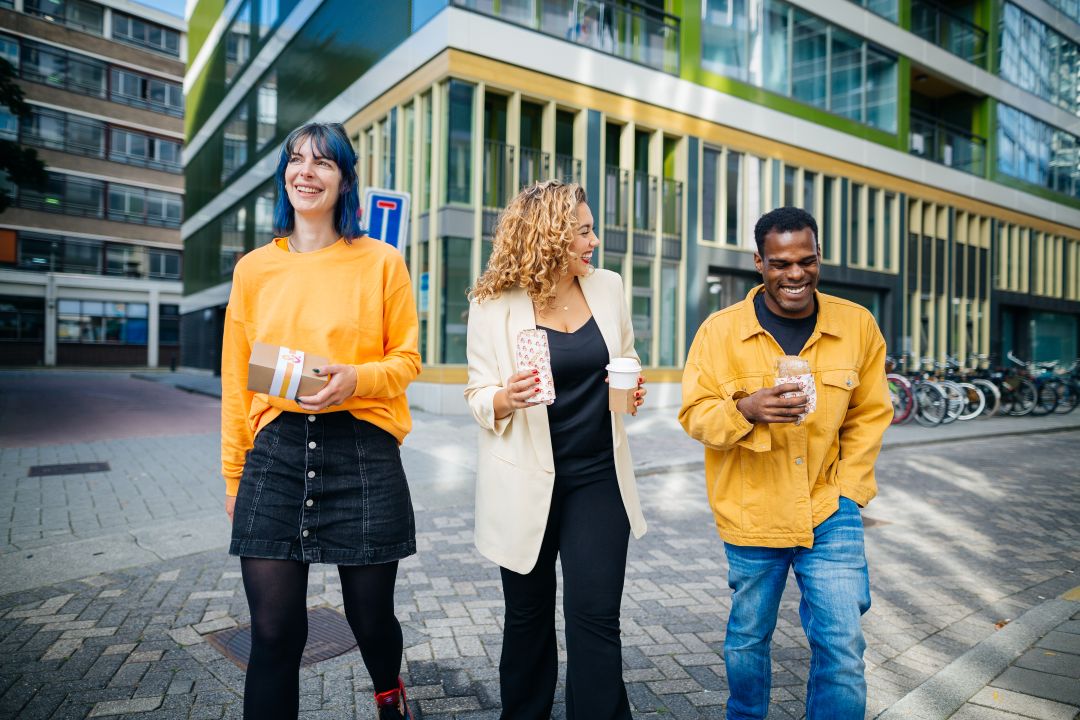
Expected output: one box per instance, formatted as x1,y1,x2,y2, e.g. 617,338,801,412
452,0,680,75
518,147,550,190
911,0,987,68
909,110,986,177
555,154,582,184
603,165,628,253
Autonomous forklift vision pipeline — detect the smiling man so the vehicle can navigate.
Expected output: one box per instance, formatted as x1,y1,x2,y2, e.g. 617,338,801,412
679,207,892,720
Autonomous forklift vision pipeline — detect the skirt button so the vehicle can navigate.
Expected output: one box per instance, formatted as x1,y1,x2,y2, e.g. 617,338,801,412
302,529,309,538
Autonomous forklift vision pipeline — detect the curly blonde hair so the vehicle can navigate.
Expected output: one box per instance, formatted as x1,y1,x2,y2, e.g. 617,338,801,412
469,180,588,306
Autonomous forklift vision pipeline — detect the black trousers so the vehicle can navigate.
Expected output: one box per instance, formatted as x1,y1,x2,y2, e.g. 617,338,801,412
498,469,632,720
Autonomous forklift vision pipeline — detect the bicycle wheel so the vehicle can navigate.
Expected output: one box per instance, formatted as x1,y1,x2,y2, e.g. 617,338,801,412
913,382,946,427
937,381,965,425
1053,380,1080,415
1030,381,1058,416
887,374,914,425
1004,378,1037,416
972,378,1001,417
954,382,985,421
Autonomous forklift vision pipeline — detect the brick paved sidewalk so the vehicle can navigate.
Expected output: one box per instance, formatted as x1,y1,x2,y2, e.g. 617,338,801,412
1,426,1078,719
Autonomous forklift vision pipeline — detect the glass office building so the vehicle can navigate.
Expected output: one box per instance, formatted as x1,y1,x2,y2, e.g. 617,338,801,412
182,0,1080,409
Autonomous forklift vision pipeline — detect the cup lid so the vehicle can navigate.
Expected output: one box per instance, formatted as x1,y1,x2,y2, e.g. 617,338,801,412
606,357,642,373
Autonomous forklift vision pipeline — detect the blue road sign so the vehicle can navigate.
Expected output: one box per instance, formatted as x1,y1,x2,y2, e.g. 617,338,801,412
362,188,411,255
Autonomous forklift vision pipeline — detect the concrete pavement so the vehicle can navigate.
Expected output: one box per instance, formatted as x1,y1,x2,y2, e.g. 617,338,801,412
1,370,1078,719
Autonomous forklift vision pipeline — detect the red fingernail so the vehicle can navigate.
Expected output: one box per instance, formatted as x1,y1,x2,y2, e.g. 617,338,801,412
533,369,539,374
535,377,540,383
534,388,540,393
635,392,640,398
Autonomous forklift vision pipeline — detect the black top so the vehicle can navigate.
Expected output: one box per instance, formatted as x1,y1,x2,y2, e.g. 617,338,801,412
754,290,818,356
538,316,615,480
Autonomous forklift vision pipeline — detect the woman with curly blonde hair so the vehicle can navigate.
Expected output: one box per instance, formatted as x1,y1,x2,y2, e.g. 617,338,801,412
465,180,647,719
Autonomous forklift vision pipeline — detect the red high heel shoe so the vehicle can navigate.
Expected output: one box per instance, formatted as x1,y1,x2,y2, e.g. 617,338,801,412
373,677,412,719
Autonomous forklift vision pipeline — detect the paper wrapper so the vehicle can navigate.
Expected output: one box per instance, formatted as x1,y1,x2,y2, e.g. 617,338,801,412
775,373,817,424
515,329,556,406
247,342,329,401
609,387,637,413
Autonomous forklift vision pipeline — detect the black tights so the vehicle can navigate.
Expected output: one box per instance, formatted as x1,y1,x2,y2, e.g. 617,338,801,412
240,558,403,720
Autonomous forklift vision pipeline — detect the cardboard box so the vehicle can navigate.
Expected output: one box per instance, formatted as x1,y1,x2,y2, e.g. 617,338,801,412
247,342,329,401
609,387,637,414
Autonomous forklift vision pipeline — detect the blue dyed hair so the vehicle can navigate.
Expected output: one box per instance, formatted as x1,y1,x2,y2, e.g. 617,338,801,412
273,122,363,241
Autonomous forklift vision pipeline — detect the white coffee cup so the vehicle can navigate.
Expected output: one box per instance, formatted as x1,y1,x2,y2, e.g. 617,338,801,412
606,357,641,390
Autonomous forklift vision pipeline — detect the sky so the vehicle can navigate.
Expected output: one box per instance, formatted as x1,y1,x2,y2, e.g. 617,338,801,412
130,0,185,18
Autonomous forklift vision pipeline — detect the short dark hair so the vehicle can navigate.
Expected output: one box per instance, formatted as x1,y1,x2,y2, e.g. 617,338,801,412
273,122,363,241
753,206,819,256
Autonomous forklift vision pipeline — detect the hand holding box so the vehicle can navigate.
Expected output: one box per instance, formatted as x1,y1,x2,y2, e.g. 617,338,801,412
247,342,329,401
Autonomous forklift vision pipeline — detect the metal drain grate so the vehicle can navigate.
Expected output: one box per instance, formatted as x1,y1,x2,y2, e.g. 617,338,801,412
28,462,110,477
204,606,357,669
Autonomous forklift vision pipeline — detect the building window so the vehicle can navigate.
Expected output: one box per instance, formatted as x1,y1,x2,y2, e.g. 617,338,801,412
701,1,897,133
0,33,18,70
17,232,102,274
221,103,249,181
1000,3,1078,116
254,184,275,240
159,304,179,344
221,204,247,279
381,111,397,190
439,236,470,363
109,127,181,172
701,147,719,243
112,12,180,57
257,0,279,40
106,184,182,227
105,244,145,277
0,296,45,341
997,103,1080,199
631,260,652,365
22,107,106,158
25,0,104,34
148,249,181,279
256,71,277,150
446,80,474,205
659,262,679,366
110,68,183,117
17,171,104,217
21,41,107,98
57,299,148,344
725,149,741,246
226,0,252,84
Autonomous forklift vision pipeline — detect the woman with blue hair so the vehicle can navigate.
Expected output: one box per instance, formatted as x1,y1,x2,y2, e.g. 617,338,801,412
220,121,421,719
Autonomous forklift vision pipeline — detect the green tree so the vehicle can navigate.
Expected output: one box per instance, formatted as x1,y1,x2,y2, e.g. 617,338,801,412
0,57,46,213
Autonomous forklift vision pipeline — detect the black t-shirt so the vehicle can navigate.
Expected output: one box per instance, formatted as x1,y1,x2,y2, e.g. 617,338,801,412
754,290,818,356
539,316,615,480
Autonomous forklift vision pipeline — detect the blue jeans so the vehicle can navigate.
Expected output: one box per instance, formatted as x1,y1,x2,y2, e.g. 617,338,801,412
723,497,871,720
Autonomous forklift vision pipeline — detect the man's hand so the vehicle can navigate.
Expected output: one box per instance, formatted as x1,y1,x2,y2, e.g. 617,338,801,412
297,364,358,411
225,495,236,522
735,383,807,424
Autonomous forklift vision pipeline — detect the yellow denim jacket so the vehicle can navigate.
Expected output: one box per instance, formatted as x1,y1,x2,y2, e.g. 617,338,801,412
679,286,892,548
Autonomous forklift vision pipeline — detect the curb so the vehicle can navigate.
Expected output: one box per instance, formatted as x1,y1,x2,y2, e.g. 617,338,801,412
130,373,222,399
875,596,1080,720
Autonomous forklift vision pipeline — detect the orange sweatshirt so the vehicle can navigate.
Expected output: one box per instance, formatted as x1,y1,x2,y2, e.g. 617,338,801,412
220,236,421,495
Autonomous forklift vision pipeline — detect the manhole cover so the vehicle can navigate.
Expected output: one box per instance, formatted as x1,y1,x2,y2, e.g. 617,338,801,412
28,462,110,477
204,606,357,669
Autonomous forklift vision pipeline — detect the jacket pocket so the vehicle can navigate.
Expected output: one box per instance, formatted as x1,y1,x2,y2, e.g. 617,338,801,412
820,368,860,430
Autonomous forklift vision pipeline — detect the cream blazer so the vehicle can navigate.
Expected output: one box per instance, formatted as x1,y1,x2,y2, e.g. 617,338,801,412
464,269,647,574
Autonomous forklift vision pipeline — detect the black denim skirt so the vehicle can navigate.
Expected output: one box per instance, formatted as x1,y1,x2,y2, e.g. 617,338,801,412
229,411,416,565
